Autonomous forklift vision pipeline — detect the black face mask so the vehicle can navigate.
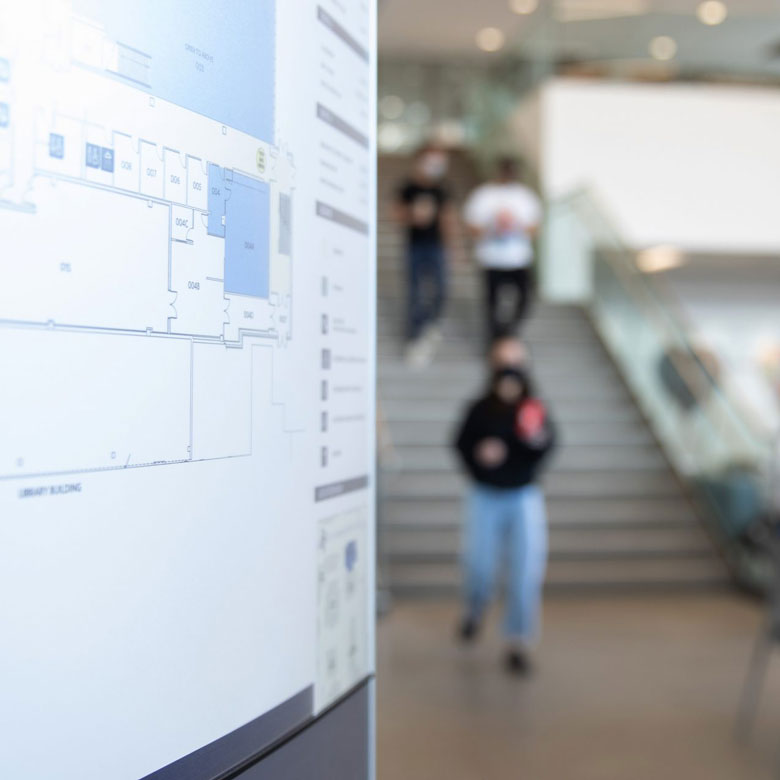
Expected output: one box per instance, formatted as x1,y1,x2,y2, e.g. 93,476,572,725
493,367,525,385
491,367,528,402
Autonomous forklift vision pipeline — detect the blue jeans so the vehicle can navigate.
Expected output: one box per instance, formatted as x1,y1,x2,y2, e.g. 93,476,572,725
462,484,548,642
407,242,446,341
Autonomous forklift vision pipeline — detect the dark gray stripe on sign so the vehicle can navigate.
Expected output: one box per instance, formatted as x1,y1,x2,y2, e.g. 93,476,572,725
140,686,313,780
316,201,369,235
237,681,371,780
317,103,369,149
315,475,370,502
316,6,370,63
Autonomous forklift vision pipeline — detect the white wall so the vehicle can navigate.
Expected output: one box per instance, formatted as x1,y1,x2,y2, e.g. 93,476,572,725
516,78,780,253
507,89,542,174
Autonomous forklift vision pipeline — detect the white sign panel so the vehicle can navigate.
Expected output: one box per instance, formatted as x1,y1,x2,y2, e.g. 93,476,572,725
0,0,375,777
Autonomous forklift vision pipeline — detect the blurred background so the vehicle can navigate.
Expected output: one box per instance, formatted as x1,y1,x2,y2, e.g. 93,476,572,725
373,1,780,778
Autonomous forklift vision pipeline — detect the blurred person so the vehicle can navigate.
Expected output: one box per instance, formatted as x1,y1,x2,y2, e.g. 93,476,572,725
394,144,454,365
464,157,542,344
453,364,556,674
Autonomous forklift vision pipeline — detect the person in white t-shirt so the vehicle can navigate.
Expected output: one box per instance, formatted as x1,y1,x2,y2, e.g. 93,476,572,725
463,158,542,343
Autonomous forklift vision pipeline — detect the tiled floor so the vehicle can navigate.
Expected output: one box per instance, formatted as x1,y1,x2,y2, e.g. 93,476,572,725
377,594,780,779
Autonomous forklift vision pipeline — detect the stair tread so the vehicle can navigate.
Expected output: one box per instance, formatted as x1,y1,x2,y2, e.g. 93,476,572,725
382,445,667,472
381,495,699,524
382,525,715,557
385,558,730,592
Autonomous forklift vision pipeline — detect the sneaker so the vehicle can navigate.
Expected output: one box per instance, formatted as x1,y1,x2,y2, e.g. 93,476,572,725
404,339,422,365
425,323,443,344
457,617,480,643
404,337,433,368
505,647,532,676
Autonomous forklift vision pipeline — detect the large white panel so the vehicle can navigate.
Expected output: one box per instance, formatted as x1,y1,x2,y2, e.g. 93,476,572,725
0,0,376,777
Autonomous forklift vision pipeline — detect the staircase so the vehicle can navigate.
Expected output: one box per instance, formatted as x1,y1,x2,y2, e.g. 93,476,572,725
376,153,730,595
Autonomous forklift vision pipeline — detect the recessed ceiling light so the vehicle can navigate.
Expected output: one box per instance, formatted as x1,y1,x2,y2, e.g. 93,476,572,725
636,245,685,274
697,0,727,26
379,95,405,120
556,0,647,23
649,35,677,61
378,123,407,152
510,0,538,14
476,27,506,53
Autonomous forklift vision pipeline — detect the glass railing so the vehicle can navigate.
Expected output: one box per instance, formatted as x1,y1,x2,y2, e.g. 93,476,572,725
545,190,777,588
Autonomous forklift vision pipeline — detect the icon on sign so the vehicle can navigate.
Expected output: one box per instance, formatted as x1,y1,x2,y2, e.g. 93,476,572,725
101,148,114,172
49,133,65,159
256,148,265,173
345,540,358,572
85,143,102,168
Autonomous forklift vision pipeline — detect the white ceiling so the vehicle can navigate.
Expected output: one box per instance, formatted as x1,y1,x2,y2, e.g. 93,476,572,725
379,0,780,75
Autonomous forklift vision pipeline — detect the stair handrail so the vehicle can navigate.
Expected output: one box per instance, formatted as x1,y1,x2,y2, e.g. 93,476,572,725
547,188,775,586
554,188,768,447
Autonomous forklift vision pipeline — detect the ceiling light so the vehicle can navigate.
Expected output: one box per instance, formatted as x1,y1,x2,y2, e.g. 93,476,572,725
697,0,727,26
510,0,538,14
636,245,685,274
556,0,647,23
476,27,505,53
377,123,406,152
379,95,405,120
649,35,677,61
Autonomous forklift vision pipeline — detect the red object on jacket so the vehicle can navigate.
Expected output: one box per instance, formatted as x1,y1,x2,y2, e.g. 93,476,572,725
515,398,546,441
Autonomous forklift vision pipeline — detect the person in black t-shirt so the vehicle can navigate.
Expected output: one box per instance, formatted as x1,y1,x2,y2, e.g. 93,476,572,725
453,365,556,674
394,144,454,364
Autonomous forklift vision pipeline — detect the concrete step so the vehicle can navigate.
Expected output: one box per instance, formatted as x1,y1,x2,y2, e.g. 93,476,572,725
378,350,622,375
377,277,481,298
377,339,612,364
379,369,626,398
385,419,654,447
377,300,587,321
381,524,715,561
384,556,729,595
375,322,602,350
379,495,698,527
379,380,632,405
384,443,667,472
383,470,682,500
380,397,641,425
378,373,629,402
384,349,616,372
377,322,600,347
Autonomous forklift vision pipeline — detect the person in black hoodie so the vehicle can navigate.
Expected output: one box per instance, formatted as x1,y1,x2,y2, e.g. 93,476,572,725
454,365,555,674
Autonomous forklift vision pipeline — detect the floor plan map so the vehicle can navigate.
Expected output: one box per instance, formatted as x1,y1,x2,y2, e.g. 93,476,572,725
0,0,291,479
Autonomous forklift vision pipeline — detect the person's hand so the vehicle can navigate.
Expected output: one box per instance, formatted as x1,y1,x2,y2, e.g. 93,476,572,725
495,209,521,235
474,437,508,469
525,428,550,449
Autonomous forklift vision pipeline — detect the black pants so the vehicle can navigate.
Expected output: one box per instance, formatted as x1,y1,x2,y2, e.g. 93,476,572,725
484,267,532,342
